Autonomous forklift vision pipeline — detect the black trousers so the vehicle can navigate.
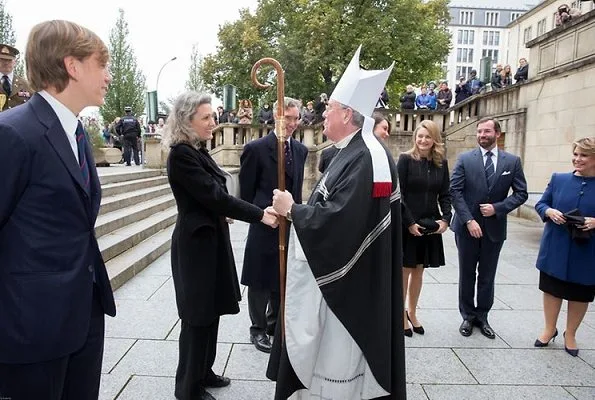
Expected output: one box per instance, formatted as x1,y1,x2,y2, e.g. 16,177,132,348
248,287,280,336
175,318,219,400
455,232,504,323
122,136,139,166
0,286,105,400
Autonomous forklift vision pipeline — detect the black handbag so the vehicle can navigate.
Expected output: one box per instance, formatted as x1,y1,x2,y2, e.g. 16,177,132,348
563,209,592,243
417,218,440,234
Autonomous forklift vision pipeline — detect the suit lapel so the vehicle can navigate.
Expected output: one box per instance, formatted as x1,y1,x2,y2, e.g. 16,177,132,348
267,131,278,163
491,151,507,190
475,148,489,192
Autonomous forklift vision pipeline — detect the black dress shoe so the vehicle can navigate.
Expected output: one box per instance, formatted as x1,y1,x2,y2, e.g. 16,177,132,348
478,322,496,339
563,331,579,357
199,391,216,400
404,328,413,337
459,320,473,337
534,329,558,347
406,311,425,335
250,332,272,353
203,374,231,388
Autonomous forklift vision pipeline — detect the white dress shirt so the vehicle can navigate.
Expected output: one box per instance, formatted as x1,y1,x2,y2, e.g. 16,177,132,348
38,90,80,163
480,146,498,171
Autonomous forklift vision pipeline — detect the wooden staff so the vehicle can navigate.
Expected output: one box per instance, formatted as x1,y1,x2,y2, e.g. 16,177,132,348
251,58,287,340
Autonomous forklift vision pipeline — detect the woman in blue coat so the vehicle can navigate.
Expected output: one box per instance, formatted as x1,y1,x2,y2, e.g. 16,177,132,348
534,137,595,357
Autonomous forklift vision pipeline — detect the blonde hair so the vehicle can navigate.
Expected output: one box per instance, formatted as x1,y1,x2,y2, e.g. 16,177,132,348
162,91,212,149
573,137,595,155
405,120,445,167
26,20,108,93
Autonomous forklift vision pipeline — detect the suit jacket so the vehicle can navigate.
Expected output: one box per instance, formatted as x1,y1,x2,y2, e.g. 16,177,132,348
167,143,263,325
450,147,528,242
0,74,33,111
239,132,308,290
318,146,339,174
0,93,115,364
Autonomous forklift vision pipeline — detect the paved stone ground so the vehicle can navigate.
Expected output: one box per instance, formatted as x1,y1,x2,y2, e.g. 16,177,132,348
99,217,595,400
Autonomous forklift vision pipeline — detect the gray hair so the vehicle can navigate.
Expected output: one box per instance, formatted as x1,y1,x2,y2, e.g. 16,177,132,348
162,91,212,148
272,97,302,114
337,101,364,128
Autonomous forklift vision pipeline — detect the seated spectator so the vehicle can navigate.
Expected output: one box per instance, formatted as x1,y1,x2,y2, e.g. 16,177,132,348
237,99,253,124
400,85,416,110
257,103,274,125
555,4,581,26
415,87,436,110
455,77,471,104
436,82,452,110
301,101,316,125
514,58,529,84
427,81,437,99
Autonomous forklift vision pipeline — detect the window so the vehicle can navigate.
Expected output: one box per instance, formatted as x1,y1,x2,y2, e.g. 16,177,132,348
482,30,500,46
457,29,475,45
456,48,474,63
481,49,499,64
524,26,533,43
510,12,523,21
485,12,500,26
537,18,547,36
456,66,474,79
571,1,578,8
460,11,474,25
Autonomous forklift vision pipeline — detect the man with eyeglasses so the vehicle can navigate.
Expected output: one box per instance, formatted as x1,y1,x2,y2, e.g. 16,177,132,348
239,97,308,354
0,43,32,112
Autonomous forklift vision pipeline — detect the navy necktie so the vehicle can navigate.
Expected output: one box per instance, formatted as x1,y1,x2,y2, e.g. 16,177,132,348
75,122,90,190
284,140,293,177
2,75,11,96
485,150,495,188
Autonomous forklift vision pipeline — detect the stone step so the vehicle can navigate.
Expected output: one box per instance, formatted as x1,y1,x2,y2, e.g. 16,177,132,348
102,176,169,197
95,194,175,238
98,169,163,185
98,207,177,262
106,225,174,291
99,184,172,216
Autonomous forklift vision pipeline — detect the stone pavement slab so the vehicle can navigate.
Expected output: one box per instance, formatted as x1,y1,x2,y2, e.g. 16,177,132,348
99,218,595,399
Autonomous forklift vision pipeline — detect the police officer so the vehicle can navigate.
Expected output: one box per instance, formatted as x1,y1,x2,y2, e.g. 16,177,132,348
0,44,33,112
115,106,142,166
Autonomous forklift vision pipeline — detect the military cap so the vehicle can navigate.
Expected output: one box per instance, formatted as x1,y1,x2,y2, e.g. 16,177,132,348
124,106,132,112
0,44,19,60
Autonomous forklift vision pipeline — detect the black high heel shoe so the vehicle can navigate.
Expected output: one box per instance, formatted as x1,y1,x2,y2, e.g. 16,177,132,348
563,331,579,357
404,327,413,337
534,328,558,347
406,311,425,335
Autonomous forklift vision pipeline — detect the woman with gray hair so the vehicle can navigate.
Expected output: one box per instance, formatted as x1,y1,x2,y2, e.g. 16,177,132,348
164,91,278,400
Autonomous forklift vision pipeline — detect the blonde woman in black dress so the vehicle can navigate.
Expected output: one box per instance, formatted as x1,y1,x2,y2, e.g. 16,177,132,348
397,120,452,336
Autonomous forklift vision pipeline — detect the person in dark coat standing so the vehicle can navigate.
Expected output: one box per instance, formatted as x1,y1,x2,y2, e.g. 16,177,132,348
514,58,529,84
450,117,527,340
0,20,115,400
533,137,595,357
164,91,278,400
239,97,309,353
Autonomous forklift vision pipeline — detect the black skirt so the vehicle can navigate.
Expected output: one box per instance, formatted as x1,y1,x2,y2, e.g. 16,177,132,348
402,230,445,268
539,271,595,303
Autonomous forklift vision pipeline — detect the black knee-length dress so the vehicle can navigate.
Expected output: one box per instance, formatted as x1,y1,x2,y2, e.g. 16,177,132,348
397,153,452,268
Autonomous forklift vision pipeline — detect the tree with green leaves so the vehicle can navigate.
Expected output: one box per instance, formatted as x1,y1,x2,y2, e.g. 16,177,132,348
100,9,146,125
186,43,205,92
200,0,451,106
0,1,24,78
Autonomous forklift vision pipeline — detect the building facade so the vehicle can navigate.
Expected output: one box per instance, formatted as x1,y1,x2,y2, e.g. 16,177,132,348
444,0,540,90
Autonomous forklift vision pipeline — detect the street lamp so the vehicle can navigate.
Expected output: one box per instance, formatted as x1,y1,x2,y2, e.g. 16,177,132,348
155,56,177,109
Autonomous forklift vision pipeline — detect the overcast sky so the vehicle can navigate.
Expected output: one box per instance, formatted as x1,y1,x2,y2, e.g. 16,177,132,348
5,0,258,114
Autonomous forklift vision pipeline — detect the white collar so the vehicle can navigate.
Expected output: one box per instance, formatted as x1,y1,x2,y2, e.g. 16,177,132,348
38,90,79,137
480,146,498,157
1,72,13,82
334,129,359,149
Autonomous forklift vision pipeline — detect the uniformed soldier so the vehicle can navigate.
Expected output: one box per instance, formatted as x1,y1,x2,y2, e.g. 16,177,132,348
0,44,33,112
115,106,142,166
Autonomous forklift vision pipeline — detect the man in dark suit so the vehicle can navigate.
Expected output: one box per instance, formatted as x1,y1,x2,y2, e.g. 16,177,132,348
239,97,308,353
450,118,527,339
0,43,33,111
0,20,116,399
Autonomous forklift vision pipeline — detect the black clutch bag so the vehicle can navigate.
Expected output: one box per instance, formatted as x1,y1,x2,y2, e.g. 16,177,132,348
563,209,591,243
417,218,440,234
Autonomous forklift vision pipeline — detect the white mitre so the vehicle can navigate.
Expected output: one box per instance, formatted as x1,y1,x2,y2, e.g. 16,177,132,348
330,46,395,198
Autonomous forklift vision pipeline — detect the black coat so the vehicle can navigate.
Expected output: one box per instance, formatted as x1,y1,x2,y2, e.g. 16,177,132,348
318,146,339,173
514,65,528,83
239,132,308,290
167,143,264,326
400,91,416,110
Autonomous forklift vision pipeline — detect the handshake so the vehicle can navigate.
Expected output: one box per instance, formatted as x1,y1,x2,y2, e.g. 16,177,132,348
260,189,296,228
